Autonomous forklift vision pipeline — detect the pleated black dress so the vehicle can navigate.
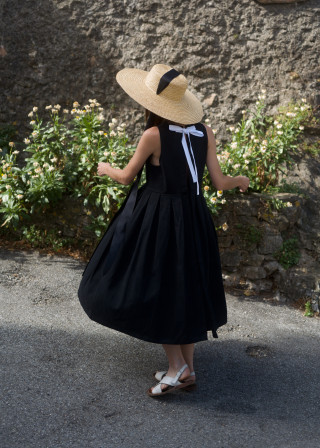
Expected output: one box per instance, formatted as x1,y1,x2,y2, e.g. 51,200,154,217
78,122,227,344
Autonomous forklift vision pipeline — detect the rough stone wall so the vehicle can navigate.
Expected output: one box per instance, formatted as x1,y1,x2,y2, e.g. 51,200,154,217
1,0,319,141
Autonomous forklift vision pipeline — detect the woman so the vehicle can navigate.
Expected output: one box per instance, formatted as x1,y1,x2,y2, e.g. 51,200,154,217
78,64,249,397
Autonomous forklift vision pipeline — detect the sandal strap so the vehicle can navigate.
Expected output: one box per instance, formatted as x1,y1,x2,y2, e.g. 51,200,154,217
160,363,189,387
151,382,166,395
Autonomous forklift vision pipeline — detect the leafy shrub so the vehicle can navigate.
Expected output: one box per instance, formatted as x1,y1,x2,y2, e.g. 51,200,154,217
0,95,315,237
203,94,313,214
0,101,135,236
274,237,301,269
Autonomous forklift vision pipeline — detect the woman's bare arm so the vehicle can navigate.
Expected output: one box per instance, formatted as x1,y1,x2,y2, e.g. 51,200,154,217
205,124,249,192
97,126,161,185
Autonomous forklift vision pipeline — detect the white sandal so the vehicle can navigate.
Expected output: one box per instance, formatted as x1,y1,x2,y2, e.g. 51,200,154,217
153,369,196,391
148,364,194,397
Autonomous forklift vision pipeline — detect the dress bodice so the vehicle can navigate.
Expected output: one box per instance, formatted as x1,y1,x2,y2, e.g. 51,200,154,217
144,122,208,195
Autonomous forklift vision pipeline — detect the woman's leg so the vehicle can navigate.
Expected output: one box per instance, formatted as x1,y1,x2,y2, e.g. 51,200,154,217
180,343,195,373
150,344,190,392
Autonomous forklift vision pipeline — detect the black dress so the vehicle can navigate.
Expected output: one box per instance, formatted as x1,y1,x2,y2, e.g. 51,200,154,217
78,122,227,344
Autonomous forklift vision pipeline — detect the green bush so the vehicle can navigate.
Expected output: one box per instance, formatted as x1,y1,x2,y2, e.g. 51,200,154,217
0,95,315,237
0,100,135,236
202,94,313,215
274,237,301,269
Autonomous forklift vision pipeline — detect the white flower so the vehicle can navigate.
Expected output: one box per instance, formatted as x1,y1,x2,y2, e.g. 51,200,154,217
234,163,240,169
98,107,104,112
112,118,118,124
245,159,250,164
9,142,15,147
2,174,7,179
217,190,223,197
45,105,52,110
221,199,226,204
250,135,255,140
276,123,283,129
97,114,104,121
222,222,228,231
24,138,30,144
12,150,19,155
98,130,104,135
63,109,69,114
6,184,12,189
286,202,293,207
300,106,306,111
33,107,38,112
17,194,24,199
210,197,217,203
50,157,58,163
30,120,36,125
205,118,210,124
32,174,39,178
43,163,49,168
301,98,307,103
54,104,61,110
28,111,33,117
27,180,30,185
235,128,240,133
254,139,259,143
110,130,116,137
277,131,283,135
52,109,58,114
35,167,42,173
262,140,268,146
299,126,304,130
231,142,237,149
212,129,217,134
261,89,266,94
108,122,115,129
32,131,38,137
48,166,54,171
274,120,279,125
33,161,39,167
261,146,266,153
103,151,109,157
255,101,259,105
73,101,80,107
241,110,246,114
229,126,235,132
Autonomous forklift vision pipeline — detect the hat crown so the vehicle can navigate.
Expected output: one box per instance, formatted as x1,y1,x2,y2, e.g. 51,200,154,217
145,64,188,102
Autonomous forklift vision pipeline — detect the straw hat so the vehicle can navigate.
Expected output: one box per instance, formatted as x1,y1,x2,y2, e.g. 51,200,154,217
116,64,203,125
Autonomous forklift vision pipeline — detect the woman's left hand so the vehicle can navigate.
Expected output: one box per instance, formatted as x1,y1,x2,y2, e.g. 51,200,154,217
97,162,110,176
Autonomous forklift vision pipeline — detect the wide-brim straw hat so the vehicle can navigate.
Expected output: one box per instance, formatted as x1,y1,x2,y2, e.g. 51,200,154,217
116,64,203,125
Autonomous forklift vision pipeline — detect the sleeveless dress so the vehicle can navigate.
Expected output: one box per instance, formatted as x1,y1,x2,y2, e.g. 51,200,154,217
78,122,227,344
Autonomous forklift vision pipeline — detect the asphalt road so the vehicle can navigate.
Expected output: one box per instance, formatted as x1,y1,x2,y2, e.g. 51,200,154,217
1,247,319,448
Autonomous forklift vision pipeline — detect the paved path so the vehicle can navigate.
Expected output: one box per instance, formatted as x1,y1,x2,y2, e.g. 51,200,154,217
0,247,319,448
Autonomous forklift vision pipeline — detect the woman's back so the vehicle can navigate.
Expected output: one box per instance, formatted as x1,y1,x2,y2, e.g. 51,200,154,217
145,122,208,196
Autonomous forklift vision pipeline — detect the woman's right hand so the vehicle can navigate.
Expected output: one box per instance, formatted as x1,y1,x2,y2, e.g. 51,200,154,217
237,176,250,192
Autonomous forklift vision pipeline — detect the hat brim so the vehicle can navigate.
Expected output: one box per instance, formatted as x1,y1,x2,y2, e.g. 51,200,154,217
116,68,203,125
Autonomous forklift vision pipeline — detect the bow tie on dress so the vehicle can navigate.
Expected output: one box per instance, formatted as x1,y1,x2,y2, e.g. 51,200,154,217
169,125,204,195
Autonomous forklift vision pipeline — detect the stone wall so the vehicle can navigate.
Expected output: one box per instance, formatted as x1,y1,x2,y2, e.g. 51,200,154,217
215,193,319,310
1,0,319,142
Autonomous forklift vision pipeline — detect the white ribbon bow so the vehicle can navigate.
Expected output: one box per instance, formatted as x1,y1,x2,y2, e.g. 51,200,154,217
169,125,204,195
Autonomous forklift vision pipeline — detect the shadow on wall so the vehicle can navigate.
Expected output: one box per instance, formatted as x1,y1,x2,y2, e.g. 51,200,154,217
0,0,121,134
